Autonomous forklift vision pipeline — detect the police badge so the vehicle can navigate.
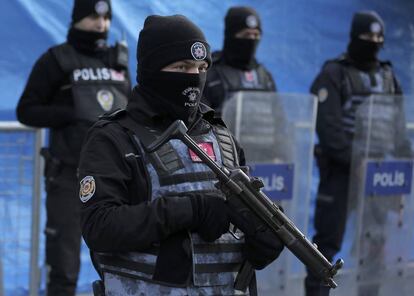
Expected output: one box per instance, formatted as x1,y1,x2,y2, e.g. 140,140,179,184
191,42,207,60
96,89,114,112
79,176,96,203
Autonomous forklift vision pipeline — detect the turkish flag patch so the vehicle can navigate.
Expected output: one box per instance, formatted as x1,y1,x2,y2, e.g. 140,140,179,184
244,71,254,82
189,142,216,162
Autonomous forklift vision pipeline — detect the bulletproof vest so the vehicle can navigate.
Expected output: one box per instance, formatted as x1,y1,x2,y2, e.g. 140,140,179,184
214,63,275,113
52,43,129,123
340,62,396,135
47,43,129,166
97,115,250,295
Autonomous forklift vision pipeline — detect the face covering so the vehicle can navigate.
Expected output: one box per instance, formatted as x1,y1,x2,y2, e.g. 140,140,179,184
140,71,207,124
67,27,108,53
223,37,259,70
348,39,383,63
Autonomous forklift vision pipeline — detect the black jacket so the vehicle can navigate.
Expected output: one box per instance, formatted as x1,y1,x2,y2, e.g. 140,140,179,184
17,40,131,165
311,54,402,166
78,87,246,252
203,52,276,112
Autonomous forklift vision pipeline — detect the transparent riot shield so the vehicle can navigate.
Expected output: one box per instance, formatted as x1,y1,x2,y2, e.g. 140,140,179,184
343,94,414,296
221,91,317,296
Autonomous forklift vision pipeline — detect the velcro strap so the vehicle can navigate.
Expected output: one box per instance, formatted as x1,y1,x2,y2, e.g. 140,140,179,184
159,171,216,186
99,255,155,275
194,263,241,273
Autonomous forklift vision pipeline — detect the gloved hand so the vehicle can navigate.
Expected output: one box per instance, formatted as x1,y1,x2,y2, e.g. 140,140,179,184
243,227,284,270
190,193,230,242
224,193,285,270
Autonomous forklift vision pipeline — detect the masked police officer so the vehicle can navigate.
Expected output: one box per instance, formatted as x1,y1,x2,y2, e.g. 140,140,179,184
202,6,276,116
78,14,284,295
305,11,403,296
16,1,130,295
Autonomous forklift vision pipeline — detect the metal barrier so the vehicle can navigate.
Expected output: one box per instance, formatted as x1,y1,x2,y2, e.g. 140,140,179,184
0,122,44,296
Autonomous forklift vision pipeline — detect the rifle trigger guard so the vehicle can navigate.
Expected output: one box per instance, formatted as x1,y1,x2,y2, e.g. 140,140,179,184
229,223,243,240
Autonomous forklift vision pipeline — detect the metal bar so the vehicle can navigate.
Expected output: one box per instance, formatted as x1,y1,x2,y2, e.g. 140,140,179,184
0,253,4,296
0,122,41,295
0,122,36,131
29,128,44,296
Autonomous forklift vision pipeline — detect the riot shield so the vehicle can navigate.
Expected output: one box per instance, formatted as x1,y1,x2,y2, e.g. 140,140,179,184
222,91,317,296
343,94,414,296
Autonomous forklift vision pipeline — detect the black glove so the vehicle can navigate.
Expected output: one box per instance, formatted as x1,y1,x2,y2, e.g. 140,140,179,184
190,193,230,242
243,227,284,270
224,192,285,270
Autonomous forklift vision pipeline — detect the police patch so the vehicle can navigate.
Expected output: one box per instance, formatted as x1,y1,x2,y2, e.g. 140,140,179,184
79,176,96,203
95,1,109,16
246,15,258,28
97,89,114,111
370,22,382,34
318,88,328,103
191,42,207,60
182,87,200,107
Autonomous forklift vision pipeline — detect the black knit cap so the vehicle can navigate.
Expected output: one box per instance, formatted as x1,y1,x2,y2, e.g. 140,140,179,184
71,0,112,24
350,11,384,40
225,6,262,38
137,15,212,82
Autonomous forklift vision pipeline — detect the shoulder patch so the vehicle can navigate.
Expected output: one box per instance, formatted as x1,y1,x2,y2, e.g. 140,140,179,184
317,88,329,103
79,176,96,203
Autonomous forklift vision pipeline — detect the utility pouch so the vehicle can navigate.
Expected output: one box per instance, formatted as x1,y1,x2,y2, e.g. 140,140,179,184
112,41,129,69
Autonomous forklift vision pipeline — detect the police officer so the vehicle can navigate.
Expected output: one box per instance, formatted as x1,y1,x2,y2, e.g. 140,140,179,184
78,14,284,295
203,6,276,116
16,1,130,295
305,11,403,296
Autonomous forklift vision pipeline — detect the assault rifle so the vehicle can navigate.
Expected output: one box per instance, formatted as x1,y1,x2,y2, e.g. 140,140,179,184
145,120,343,290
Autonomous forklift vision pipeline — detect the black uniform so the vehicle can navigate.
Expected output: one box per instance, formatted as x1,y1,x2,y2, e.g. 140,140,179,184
304,11,407,296
78,14,284,295
305,53,403,296
203,52,276,115
16,18,130,296
79,88,283,295
203,6,276,116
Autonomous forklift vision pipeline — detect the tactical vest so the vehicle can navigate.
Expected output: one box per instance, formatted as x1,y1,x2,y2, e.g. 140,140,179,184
339,62,396,135
214,63,275,114
47,43,130,166
52,43,129,122
97,115,251,296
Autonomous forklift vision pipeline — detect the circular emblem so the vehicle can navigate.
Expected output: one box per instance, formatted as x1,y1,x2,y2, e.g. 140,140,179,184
182,87,201,107
97,89,114,112
95,1,109,16
246,15,258,28
79,176,96,203
370,22,382,34
318,88,329,103
191,42,207,60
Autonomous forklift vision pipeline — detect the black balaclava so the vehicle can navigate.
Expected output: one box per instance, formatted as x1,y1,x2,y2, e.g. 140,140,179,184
347,11,385,68
136,15,212,125
222,6,262,70
68,0,112,53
